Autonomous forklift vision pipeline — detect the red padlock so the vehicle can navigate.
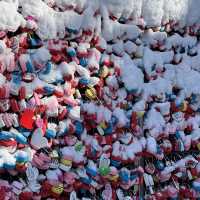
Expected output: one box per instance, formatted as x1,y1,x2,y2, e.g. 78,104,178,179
19,191,33,200
0,87,6,99
34,87,45,94
54,89,64,98
58,108,68,120
10,99,20,112
131,112,137,131
19,86,26,100
0,139,17,147
51,53,62,63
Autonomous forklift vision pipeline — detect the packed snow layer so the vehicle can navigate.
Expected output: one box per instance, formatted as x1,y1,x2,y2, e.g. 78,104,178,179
0,0,26,31
0,0,200,39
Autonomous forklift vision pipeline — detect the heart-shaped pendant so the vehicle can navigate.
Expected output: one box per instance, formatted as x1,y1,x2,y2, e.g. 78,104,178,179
31,128,48,150
20,109,35,130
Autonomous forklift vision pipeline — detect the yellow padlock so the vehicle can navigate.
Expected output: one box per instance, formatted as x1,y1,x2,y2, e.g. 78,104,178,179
108,175,119,182
136,111,145,118
85,87,97,100
51,184,64,195
61,158,72,166
180,101,188,112
50,150,59,159
99,121,107,129
99,65,109,78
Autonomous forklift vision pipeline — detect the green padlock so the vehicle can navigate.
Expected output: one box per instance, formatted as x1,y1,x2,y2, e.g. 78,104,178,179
99,166,110,176
75,142,83,152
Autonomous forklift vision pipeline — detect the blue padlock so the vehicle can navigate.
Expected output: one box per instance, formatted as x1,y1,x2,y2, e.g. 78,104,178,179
156,145,163,155
15,151,29,163
119,171,129,183
130,174,138,181
91,148,97,157
79,78,90,86
17,127,31,138
111,116,118,126
104,123,113,135
79,58,88,67
175,131,181,139
175,98,182,107
13,132,27,144
41,62,52,75
12,74,22,85
46,129,56,139
74,121,84,136
67,47,76,57
21,131,31,138
0,131,13,140
66,105,73,111
4,161,16,170
30,37,42,48
58,127,68,136
86,167,97,177
43,86,55,95
192,182,200,192
110,159,121,168
26,60,34,73
79,177,92,185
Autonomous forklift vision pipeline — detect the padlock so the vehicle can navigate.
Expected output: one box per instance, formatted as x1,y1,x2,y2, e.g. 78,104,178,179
51,184,64,195
60,158,72,166
85,87,97,100
10,99,19,113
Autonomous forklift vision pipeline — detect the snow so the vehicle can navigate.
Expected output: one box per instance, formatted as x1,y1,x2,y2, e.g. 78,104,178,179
2,0,200,197
120,54,144,93
143,47,174,76
0,0,26,32
0,0,199,39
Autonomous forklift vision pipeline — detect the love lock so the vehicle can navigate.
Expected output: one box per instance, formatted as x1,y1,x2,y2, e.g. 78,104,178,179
51,183,64,195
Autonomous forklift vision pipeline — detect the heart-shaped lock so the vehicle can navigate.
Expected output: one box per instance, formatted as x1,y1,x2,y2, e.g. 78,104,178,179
20,109,35,130
31,128,48,150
